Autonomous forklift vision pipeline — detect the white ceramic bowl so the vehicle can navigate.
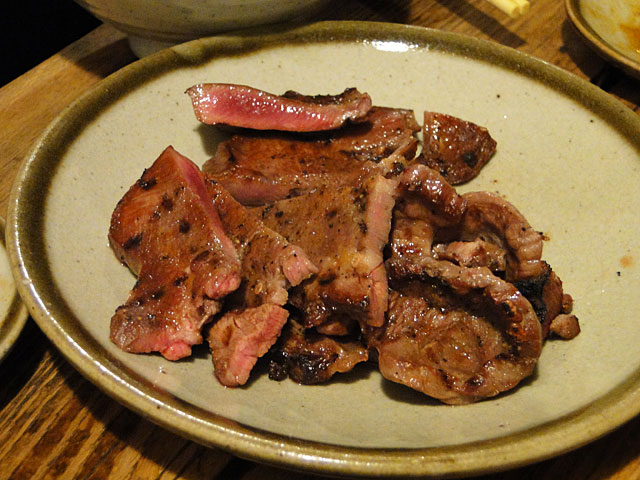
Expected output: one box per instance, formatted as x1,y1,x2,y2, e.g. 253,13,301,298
74,0,332,56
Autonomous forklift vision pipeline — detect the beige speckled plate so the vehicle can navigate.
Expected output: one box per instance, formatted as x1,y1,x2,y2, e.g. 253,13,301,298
0,217,28,362
566,0,640,79
6,21,640,478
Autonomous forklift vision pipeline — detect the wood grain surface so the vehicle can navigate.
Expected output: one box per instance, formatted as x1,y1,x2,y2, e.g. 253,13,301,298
1,1,638,479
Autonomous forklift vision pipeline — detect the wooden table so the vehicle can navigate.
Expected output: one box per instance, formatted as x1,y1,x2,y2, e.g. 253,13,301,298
1,1,639,478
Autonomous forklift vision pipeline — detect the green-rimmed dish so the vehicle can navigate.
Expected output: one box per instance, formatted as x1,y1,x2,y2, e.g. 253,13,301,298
6,21,640,478
0,216,28,362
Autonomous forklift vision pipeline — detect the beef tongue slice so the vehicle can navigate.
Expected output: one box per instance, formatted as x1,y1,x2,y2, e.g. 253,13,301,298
260,173,397,329
203,106,419,205
267,315,369,385
378,257,543,405
204,179,318,386
417,111,497,184
187,84,372,132
109,146,242,360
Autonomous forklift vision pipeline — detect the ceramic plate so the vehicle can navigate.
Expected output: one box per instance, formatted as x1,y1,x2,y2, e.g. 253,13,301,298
0,217,28,362
566,0,640,79
6,22,640,478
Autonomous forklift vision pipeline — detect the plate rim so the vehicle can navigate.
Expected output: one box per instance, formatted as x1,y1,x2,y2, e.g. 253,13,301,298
565,0,640,80
6,21,640,478
0,216,29,363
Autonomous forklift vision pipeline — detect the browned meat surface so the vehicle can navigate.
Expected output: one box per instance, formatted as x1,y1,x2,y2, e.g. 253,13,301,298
378,258,543,405
203,107,419,205
549,314,581,340
108,86,580,401
109,146,242,360
187,84,372,132
209,304,289,387
268,317,369,384
513,262,564,337
417,111,497,184
200,180,318,386
260,174,397,329
435,191,545,282
206,179,317,308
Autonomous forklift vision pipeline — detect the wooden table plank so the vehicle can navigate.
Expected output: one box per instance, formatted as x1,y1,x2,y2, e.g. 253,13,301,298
0,1,638,479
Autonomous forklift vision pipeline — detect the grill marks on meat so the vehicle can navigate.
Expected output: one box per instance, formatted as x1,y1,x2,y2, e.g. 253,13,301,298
268,316,369,384
187,84,372,132
260,174,397,330
436,191,545,282
204,180,318,386
373,266,542,404
417,112,497,184
109,146,242,360
203,107,419,205
206,180,317,308
108,88,579,402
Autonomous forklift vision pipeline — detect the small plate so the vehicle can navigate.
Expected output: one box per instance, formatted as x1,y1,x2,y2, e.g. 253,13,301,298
6,21,640,478
566,0,640,79
0,217,28,362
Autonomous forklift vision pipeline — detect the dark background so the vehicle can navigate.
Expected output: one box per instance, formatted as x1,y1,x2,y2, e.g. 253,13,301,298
1,1,100,87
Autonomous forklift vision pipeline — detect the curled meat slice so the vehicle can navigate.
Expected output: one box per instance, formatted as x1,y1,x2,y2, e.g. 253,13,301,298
436,191,545,282
417,111,497,184
380,256,543,404
395,163,467,227
187,84,372,132
268,317,369,384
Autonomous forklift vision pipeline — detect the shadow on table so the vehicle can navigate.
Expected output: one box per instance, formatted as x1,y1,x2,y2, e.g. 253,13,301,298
0,318,47,412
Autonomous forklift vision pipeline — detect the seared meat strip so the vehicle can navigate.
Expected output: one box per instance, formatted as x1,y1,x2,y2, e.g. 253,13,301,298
260,174,397,329
379,257,543,405
109,146,242,360
203,107,419,205
209,304,289,387
187,84,372,132
268,316,369,384
417,111,497,184
435,191,545,282
206,179,317,307
204,180,318,386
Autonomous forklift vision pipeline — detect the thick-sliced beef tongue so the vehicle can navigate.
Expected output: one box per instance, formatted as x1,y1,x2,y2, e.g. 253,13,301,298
109,146,242,360
390,171,577,341
378,257,543,405
203,180,317,386
436,191,545,282
208,304,289,387
206,179,317,307
187,84,372,132
416,111,497,184
203,107,419,205
260,174,397,329
268,316,369,384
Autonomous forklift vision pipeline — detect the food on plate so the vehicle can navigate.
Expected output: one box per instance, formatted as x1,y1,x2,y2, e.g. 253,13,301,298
187,84,372,132
109,84,579,404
